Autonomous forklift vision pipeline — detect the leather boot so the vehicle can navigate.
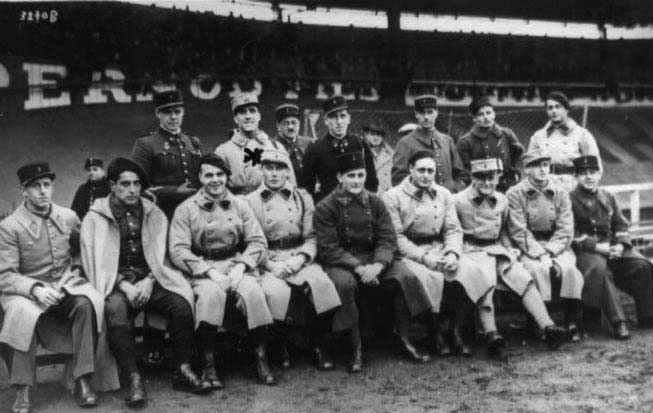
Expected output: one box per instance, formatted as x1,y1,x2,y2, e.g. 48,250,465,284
429,313,451,356
73,376,98,407
125,372,147,408
451,325,472,357
486,331,506,359
311,318,334,371
252,328,276,385
613,321,631,340
201,349,224,390
395,335,431,363
348,327,363,373
543,325,569,349
280,343,291,369
565,299,583,343
172,363,213,394
12,385,30,413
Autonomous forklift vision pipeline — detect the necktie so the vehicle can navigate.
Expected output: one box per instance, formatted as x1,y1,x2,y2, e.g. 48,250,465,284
473,195,497,208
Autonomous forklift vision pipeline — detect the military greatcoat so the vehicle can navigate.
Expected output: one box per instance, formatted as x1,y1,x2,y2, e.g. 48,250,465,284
314,186,431,332
246,182,341,318
506,179,584,301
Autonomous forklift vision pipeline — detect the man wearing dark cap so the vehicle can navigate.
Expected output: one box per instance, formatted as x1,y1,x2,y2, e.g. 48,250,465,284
314,151,433,372
131,90,204,220
457,95,524,192
570,155,653,338
71,157,111,219
0,162,115,412
392,94,465,192
362,119,394,194
169,153,278,385
300,95,378,202
506,150,585,342
215,93,296,195
528,91,601,192
272,103,313,183
81,157,212,407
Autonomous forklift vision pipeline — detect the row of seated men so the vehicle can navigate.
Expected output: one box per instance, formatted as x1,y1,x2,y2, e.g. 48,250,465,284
1,90,652,413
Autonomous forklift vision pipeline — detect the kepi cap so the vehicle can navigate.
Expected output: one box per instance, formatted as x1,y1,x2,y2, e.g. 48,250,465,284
323,95,348,117
471,158,503,174
154,90,184,111
275,103,300,122
17,162,56,187
261,149,291,169
336,151,366,174
521,149,551,167
414,95,437,111
573,155,600,172
84,157,103,170
231,93,259,114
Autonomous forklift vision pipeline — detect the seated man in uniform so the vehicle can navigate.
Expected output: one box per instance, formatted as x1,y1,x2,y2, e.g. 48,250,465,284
506,150,585,341
71,157,111,220
169,154,278,385
0,162,111,413
383,151,496,357
453,158,569,350
81,158,212,408
246,149,341,370
570,155,652,339
314,151,433,372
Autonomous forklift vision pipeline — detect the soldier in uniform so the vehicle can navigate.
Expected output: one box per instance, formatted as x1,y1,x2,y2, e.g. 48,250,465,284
362,120,394,194
71,157,111,219
528,91,601,192
81,158,212,407
382,151,496,356
131,90,204,220
570,155,652,338
453,158,568,350
272,103,312,183
169,154,278,385
0,162,112,413
457,95,524,192
506,150,585,342
300,96,378,202
314,151,432,372
245,149,341,370
215,93,296,195
392,95,465,192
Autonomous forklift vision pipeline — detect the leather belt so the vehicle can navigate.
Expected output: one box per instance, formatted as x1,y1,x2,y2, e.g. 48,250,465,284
408,234,438,244
268,236,304,250
463,235,499,246
550,164,575,175
192,246,239,261
531,230,554,240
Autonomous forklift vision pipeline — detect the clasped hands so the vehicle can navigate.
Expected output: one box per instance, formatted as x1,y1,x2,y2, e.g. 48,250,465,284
596,242,624,259
120,276,155,309
354,262,385,286
206,262,249,292
266,255,307,279
423,251,458,273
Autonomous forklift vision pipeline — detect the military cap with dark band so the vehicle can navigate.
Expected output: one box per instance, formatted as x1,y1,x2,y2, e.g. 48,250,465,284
231,93,259,114
323,95,348,117
545,91,570,110
275,103,301,122
18,162,56,186
84,157,104,170
414,94,438,111
471,158,503,174
573,155,600,172
521,149,551,168
154,90,184,111
107,157,150,188
336,151,366,174
362,119,386,136
261,149,291,169
469,95,493,115
199,153,231,176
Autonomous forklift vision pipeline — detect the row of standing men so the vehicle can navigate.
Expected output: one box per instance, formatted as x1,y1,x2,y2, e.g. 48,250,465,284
2,90,653,413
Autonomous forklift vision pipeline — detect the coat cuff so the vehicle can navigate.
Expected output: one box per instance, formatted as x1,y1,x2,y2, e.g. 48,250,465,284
373,251,394,268
17,277,40,298
235,256,257,271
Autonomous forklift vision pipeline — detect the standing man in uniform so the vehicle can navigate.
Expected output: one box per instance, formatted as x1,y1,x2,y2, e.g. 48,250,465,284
0,162,112,413
362,120,394,194
82,158,213,407
528,91,601,192
453,158,569,350
457,95,524,192
169,154,278,385
215,93,296,195
392,95,465,192
383,151,496,356
131,90,203,220
570,155,651,339
246,149,341,370
272,103,312,184
300,96,378,202
71,157,111,220
314,151,432,372
506,150,585,342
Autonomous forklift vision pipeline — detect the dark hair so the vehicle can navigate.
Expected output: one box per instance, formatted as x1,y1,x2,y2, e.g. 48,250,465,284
408,150,435,167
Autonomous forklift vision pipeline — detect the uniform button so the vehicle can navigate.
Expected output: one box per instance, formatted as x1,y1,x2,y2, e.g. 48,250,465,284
182,161,187,166
266,207,271,211
289,220,293,223
131,232,136,236
288,208,292,211
181,153,186,158
131,248,136,252
184,169,188,174
126,212,131,216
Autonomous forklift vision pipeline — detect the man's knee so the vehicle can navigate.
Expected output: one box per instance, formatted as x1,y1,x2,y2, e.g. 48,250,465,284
105,293,131,328
71,296,93,315
329,269,358,295
168,295,193,324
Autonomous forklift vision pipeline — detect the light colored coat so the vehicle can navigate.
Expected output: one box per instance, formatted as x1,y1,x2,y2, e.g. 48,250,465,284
371,142,394,194
506,179,584,301
81,196,195,322
246,183,341,316
215,129,296,194
383,178,494,306
0,202,118,391
169,189,273,330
